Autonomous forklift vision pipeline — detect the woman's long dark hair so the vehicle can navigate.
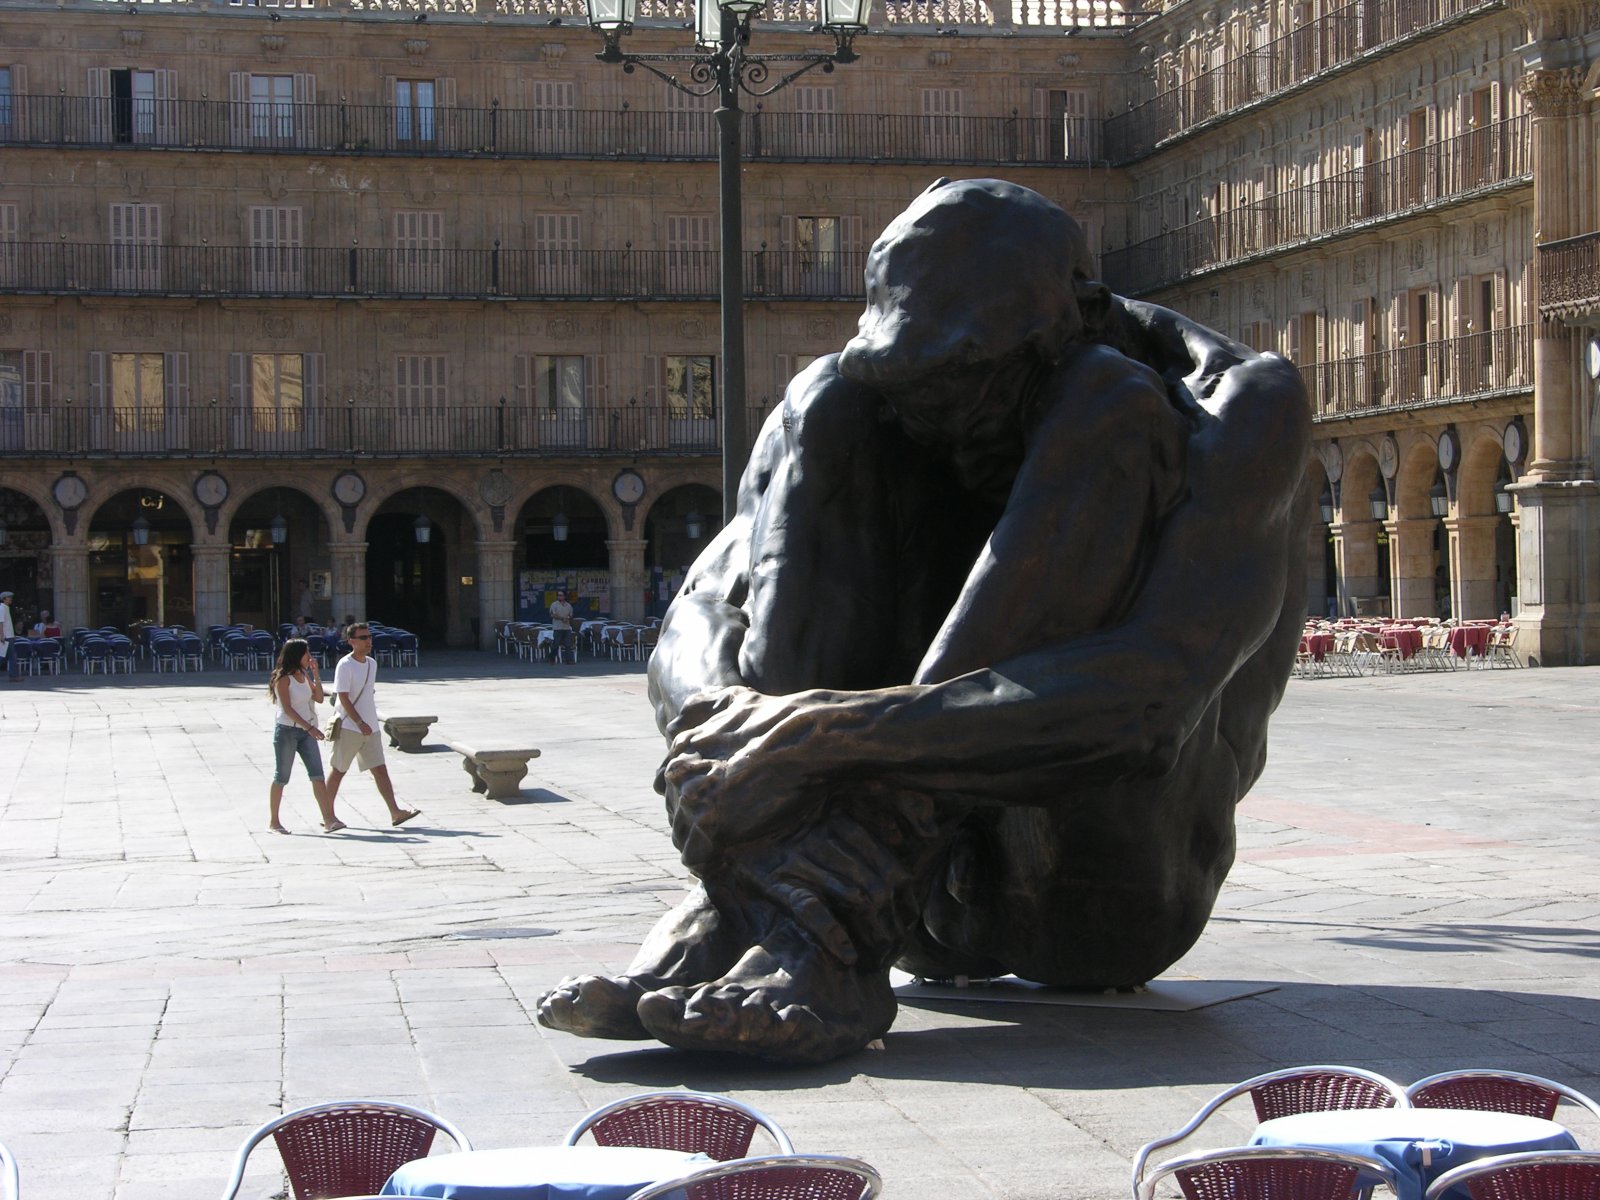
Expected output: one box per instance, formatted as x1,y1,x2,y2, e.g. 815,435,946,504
268,638,310,697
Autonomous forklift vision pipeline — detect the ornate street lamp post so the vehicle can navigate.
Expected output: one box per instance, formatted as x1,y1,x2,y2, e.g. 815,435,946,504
582,0,871,522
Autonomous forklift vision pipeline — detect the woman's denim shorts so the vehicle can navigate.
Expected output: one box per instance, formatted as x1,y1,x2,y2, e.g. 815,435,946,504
272,723,326,786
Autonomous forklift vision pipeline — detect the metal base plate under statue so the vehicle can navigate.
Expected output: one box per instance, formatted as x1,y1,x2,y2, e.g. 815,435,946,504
891,972,1278,1012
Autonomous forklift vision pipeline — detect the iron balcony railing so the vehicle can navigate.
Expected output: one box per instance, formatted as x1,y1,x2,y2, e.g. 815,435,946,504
1103,116,1528,296
1301,323,1533,419
0,243,871,302
1537,231,1600,319
0,402,767,457
0,95,1105,166
1104,0,1503,158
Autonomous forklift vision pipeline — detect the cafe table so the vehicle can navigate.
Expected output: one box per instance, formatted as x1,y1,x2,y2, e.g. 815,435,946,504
382,1145,708,1200
1250,1108,1577,1200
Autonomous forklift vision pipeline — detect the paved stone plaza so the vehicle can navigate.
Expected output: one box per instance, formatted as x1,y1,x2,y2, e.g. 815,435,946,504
2,656,1598,1200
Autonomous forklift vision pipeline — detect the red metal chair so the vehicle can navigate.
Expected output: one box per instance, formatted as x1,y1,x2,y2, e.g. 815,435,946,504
1423,1151,1600,1200
218,1100,472,1200
1131,1066,1409,1198
1138,1146,1399,1200
564,1090,795,1161
1407,1071,1600,1123
623,1154,880,1200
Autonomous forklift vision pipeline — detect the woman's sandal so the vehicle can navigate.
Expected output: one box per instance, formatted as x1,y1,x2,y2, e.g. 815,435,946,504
323,820,347,833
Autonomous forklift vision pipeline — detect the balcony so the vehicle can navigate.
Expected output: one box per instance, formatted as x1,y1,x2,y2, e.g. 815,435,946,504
1537,232,1600,320
1302,323,1533,420
0,95,1105,167
1104,0,1502,159
0,243,870,302
1102,116,1528,296
0,402,757,458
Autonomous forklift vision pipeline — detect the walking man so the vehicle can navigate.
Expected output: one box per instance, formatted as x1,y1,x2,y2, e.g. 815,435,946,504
0,590,15,682
548,589,575,665
322,621,420,831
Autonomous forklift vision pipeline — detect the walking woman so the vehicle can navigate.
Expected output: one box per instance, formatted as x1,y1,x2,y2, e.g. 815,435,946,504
267,638,341,834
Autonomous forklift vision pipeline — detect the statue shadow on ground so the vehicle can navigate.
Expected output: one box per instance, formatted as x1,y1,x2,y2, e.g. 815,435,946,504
557,977,1600,1093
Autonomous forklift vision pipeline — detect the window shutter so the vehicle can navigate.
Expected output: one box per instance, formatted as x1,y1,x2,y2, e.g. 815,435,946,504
1285,317,1300,363
229,72,247,144
87,68,111,142
305,353,324,407
154,69,178,144
513,354,530,408
229,352,247,407
1393,292,1410,345
438,78,457,107
584,354,608,408
164,352,190,406
23,350,52,407
780,215,796,252
1453,278,1471,335
774,354,793,401
385,76,398,105
88,351,106,408
292,73,316,148
642,354,661,406
1426,287,1441,344
9,65,24,94
841,215,863,252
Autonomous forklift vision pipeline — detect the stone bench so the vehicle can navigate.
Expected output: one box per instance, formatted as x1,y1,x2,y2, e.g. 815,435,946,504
443,737,542,800
383,715,439,753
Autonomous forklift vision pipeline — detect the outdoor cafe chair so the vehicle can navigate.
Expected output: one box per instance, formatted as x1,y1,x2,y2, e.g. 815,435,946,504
565,1090,795,1161
1138,1146,1399,1200
0,1137,18,1200
218,1100,473,1200
79,637,111,675
150,636,181,673
7,639,37,677
1423,1151,1600,1200
180,633,206,671
32,638,63,676
1132,1066,1409,1198
1408,1071,1600,1123
624,1154,881,1200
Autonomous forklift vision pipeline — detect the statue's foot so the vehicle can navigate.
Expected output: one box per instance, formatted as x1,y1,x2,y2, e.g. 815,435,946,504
536,882,753,1041
536,973,650,1039
635,930,897,1065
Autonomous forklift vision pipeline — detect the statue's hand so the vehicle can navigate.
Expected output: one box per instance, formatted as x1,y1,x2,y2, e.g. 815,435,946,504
660,686,833,867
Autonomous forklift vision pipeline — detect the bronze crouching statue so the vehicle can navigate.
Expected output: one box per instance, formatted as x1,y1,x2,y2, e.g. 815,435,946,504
538,177,1314,1064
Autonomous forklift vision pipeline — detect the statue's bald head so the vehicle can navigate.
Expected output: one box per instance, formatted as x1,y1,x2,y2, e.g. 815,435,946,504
838,178,1106,388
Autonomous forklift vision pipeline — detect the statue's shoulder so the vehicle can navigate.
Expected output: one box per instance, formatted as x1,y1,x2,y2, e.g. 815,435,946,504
778,354,888,449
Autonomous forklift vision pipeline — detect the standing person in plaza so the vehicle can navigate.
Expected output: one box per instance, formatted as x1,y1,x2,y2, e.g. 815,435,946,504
0,590,16,681
549,589,575,665
323,621,420,829
266,638,337,834
296,579,318,626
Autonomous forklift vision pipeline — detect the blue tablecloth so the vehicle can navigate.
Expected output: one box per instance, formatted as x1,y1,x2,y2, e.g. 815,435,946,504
382,1146,707,1200
1251,1108,1578,1200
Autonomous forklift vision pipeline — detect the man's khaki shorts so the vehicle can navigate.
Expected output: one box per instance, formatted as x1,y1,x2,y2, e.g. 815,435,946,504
330,725,386,773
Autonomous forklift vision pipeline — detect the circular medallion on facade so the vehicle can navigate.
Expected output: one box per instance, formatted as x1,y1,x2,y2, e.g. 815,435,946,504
1320,441,1343,484
612,469,646,505
52,473,88,510
1502,420,1525,467
1378,434,1399,480
332,471,367,507
1436,428,1460,474
193,471,229,509
480,470,513,508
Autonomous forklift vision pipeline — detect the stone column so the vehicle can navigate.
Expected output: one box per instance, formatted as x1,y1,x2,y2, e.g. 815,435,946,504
1329,520,1378,616
1304,522,1329,618
329,542,367,625
1510,66,1599,662
475,538,517,652
606,538,648,624
190,544,232,632
49,544,90,633
1388,517,1437,617
1445,515,1501,621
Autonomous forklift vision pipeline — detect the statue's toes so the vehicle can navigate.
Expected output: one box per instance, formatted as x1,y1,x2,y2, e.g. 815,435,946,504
637,982,869,1066
535,975,648,1039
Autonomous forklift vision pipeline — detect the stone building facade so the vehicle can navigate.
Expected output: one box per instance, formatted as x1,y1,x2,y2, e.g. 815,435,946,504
1,0,1597,661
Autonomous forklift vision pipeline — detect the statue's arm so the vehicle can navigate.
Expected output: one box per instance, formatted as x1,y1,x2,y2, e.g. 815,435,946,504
664,351,1312,861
